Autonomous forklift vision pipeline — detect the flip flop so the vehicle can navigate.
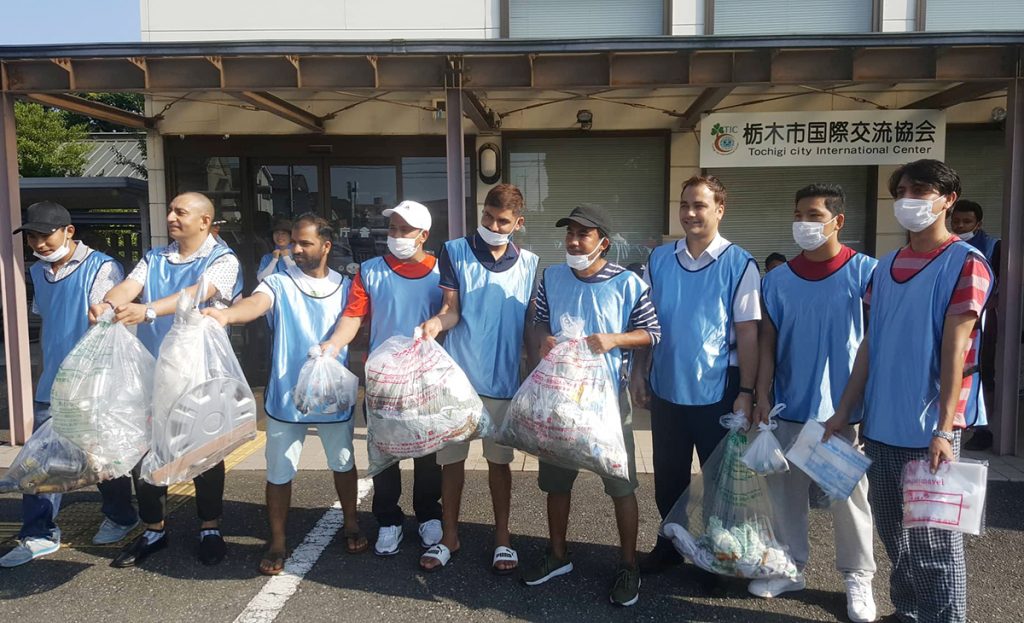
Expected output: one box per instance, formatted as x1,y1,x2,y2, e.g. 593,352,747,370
492,545,518,576
258,550,285,576
344,529,369,555
419,544,454,572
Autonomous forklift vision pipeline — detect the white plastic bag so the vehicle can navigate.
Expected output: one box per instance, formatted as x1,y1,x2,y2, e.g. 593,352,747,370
140,280,257,486
785,419,871,501
49,309,153,473
293,345,358,419
0,420,118,494
364,329,491,477
495,315,628,480
741,404,789,475
661,412,799,580
902,459,988,535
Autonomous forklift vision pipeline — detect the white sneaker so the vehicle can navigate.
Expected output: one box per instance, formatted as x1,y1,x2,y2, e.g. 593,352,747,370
845,572,877,622
418,519,442,548
92,517,140,545
0,530,61,568
748,573,806,598
375,525,404,556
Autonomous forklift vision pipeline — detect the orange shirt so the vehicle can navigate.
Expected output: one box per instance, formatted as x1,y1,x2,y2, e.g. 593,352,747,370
343,254,437,318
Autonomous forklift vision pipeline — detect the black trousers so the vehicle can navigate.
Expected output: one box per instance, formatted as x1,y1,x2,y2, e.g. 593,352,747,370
371,454,442,528
133,461,226,525
649,367,740,553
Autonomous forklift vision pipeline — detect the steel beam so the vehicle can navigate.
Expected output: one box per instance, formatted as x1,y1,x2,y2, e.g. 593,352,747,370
461,90,500,132
229,91,324,133
903,81,1007,109
678,86,733,129
0,94,34,445
23,92,154,128
446,74,466,240
995,75,1023,456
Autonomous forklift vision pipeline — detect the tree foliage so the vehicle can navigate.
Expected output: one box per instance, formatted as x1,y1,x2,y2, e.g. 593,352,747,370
15,101,91,177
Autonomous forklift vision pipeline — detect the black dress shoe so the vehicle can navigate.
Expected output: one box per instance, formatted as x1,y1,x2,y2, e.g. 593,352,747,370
111,534,168,568
198,533,227,566
639,541,685,575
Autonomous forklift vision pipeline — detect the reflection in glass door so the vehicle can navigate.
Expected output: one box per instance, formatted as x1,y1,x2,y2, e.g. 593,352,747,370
329,165,397,262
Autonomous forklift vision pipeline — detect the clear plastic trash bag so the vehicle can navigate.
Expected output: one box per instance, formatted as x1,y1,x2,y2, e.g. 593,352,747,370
140,280,257,486
740,403,790,475
0,420,119,494
293,345,358,419
661,412,800,579
49,309,154,472
494,315,628,480
363,329,491,477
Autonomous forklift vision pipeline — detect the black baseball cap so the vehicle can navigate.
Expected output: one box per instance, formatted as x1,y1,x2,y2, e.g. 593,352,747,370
14,201,71,235
555,203,613,237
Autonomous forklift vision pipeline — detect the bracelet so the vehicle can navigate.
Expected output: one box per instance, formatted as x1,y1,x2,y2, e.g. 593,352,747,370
932,429,955,442
739,386,754,395
103,300,115,310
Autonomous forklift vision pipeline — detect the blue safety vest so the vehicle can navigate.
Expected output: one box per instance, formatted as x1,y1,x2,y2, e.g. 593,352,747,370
257,248,292,278
30,249,115,403
647,242,755,406
966,229,999,266
263,270,352,423
543,263,647,389
359,255,442,354
762,252,877,424
862,241,990,448
443,237,538,399
136,241,243,356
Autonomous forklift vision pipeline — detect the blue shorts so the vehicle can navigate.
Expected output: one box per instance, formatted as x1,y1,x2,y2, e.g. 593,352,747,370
265,417,356,485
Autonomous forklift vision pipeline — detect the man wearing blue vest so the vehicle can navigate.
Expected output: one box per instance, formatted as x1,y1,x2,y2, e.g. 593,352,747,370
204,213,368,576
633,175,760,578
418,184,539,573
322,200,444,558
521,204,660,608
92,191,243,568
754,184,877,621
1,202,139,568
826,160,993,623
950,200,1000,452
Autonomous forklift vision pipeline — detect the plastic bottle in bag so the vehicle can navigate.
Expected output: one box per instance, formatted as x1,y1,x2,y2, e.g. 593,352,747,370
293,345,359,418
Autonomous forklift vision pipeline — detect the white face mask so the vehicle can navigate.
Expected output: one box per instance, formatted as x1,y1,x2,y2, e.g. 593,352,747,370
33,230,71,263
894,197,944,233
387,235,420,260
565,239,606,271
958,230,975,242
477,225,511,247
791,217,837,251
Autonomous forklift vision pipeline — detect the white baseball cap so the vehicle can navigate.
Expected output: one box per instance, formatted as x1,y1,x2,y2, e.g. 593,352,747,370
382,200,431,231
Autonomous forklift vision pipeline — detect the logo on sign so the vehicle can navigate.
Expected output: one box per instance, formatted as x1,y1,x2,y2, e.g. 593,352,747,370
711,123,737,155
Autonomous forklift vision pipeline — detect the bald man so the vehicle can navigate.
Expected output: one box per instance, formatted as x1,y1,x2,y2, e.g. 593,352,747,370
91,191,243,568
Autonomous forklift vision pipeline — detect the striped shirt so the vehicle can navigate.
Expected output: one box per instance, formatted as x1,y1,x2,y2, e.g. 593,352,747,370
534,262,661,376
866,236,993,424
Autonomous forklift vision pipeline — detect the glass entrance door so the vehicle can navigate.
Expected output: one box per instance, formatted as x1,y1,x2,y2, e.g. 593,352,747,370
329,164,398,263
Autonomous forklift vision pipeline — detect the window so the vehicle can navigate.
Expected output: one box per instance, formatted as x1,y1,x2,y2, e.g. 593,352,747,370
924,0,1024,31
507,0,665,38
713,0,873,35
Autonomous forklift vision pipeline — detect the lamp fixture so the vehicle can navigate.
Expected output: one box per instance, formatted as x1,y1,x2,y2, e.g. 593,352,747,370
576,109,593,131
478,143,501,184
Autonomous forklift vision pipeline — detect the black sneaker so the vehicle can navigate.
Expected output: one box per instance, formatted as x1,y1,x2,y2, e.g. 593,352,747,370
198,532,227,566
609,563,641,607
638,540,683,575
111,533,168,568
521,550,573,586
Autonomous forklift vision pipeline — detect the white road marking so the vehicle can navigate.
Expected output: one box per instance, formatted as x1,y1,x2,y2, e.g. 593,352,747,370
233,478,373,623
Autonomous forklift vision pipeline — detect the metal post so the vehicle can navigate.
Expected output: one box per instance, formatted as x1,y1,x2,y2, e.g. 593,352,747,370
0,94,35,445
995,75,1024,456
446,68,466,241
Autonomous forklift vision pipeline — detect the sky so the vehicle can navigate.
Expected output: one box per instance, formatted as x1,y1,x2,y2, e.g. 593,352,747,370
0,0,140,45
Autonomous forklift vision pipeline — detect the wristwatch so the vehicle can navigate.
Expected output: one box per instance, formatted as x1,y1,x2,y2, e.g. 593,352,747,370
932,429,955,442
144,306,157,324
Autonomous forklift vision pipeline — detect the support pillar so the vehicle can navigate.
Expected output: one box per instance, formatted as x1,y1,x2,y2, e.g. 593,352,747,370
446,71,466,241
0,94,35,445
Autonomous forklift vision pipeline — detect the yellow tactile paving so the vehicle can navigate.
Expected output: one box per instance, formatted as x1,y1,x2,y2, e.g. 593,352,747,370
0,432,266,547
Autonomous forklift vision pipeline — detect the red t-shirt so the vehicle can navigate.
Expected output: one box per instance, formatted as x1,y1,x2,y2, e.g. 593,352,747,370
788,245,858,281
343,254,437,318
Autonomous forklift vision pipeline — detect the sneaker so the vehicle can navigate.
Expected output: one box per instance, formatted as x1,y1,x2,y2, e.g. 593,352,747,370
609,563,641,607
375,525,404,556
0,530,61,568
748,573,806,598
198,531,227,566
521,550,573,586
92,518,140,545
638,542,683,575
845,571,877,622
418,519,442,548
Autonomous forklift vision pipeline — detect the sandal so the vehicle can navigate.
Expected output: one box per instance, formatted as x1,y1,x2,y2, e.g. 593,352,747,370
258,550,285,576
492,545,518,575
344,528,369,555
419,543,455,572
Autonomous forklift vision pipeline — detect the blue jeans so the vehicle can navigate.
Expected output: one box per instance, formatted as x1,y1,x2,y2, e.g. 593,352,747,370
19,402,138,540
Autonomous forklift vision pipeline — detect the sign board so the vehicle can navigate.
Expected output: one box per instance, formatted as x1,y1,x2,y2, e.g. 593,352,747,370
700,110,946,168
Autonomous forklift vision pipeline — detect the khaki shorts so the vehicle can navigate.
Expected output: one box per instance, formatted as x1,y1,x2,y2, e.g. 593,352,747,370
537,389,638,499
436,396,516,466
